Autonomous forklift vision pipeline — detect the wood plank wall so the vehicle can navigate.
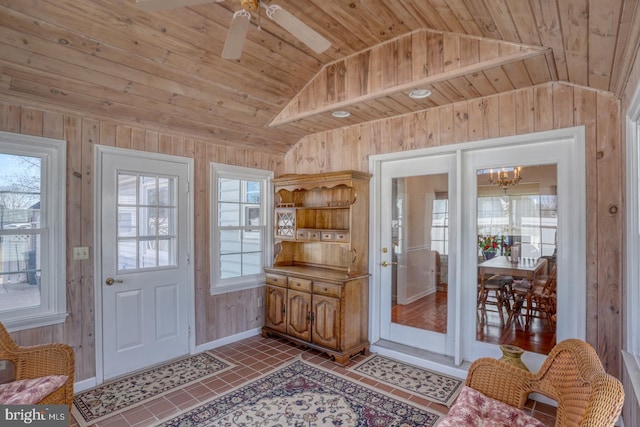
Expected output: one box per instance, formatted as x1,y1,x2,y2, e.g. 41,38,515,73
284,81,624,379
0,101,283,381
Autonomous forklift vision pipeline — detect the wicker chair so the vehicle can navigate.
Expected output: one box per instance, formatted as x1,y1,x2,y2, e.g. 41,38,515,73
0,322,75,411
464,339,624,426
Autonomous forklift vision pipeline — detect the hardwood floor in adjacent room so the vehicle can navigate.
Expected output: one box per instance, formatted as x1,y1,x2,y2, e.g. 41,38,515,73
391,290,556,354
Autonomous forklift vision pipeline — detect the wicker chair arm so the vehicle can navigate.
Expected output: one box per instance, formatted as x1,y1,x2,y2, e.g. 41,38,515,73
465,357,534,408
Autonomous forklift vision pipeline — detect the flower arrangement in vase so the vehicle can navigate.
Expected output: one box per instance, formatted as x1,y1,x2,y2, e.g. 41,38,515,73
478,234,505,260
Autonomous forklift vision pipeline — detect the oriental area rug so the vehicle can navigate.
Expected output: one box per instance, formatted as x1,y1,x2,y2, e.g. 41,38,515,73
72,352,233,427
157,357,444,426
350,354,464,407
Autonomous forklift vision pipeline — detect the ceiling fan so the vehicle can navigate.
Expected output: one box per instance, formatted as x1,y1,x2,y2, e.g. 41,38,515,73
136,0,332,60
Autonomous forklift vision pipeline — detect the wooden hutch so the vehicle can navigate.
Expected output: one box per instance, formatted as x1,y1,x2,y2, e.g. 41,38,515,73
263,170,370,365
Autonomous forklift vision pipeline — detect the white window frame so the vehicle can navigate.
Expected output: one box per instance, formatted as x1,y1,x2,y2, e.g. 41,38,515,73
0,131,66,331
210,163,272,295
626,82,640,369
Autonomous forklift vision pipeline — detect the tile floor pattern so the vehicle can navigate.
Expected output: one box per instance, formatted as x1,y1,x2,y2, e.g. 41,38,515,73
72,335,557,427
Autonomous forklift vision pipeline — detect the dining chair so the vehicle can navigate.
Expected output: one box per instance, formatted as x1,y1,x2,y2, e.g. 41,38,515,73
478,274,513,325
508,263,556,330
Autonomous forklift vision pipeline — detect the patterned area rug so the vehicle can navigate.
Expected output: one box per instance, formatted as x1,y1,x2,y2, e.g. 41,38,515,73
350,354,463,407
157,357,444,426
72,352,233,427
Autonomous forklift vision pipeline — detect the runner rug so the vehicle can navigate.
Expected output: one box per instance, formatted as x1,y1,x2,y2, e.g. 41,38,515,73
72,352,233,427
157,356,444,426
350,354,463,407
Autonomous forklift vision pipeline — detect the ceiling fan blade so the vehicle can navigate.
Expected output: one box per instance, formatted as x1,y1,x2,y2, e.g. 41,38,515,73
264,5,331,54
136,0,223,12
222,10,251,60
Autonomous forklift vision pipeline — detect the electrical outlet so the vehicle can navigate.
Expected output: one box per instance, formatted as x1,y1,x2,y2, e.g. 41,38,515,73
73,246,89,260
257,297,263,308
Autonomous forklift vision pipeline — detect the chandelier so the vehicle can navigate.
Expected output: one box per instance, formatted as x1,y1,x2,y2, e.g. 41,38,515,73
489,167,522,191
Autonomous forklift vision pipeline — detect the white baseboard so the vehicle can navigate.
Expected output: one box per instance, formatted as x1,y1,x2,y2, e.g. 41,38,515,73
74,377,97,393
194,327,262,354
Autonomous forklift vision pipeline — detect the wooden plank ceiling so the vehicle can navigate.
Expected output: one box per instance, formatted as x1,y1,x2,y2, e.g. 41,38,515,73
0,0,638,153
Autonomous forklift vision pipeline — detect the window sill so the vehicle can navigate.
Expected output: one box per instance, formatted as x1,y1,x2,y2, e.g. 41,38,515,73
622,350,640,408
210,280,265,296
1,312,68,332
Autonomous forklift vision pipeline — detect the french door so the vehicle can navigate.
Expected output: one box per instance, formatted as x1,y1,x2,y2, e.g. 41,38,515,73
371,127,586,368
378,153,457,356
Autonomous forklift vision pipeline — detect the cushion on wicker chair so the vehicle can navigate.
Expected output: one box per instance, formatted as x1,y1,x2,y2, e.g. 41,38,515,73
0,375,68,405
439,386,546,427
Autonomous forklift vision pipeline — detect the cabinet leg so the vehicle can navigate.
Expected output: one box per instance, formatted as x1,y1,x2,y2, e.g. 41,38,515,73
333,354,350,366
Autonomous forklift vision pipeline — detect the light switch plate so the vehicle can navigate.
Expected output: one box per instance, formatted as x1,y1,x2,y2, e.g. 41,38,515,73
73,246,89,260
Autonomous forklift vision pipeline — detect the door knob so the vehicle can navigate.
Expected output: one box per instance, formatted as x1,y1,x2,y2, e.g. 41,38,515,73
105,277,124,286
381,261,398,267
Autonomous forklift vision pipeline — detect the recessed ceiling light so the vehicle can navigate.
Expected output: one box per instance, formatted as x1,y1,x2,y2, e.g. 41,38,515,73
331,110,351,118
408,89,432,99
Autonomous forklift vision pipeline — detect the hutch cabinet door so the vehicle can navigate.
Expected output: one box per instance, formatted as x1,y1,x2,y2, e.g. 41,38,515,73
265,284,287,333
312,295,340,350
286,289,312,341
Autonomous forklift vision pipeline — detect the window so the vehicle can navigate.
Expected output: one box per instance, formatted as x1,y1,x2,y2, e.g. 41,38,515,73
0,131,66,331
477,193,557,257
430,193,449,255
116,173,177,270
210,163,272,294
626,83,640,366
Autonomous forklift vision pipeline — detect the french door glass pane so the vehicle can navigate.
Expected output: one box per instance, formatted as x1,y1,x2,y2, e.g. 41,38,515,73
391,174,448,333
476,164,557,355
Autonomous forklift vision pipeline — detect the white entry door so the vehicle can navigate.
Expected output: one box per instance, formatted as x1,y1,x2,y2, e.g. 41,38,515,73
99,148,191,380
378,153,457,356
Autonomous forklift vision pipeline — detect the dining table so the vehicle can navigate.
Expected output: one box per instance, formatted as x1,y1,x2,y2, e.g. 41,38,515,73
478,255,546,284
478,255,548,329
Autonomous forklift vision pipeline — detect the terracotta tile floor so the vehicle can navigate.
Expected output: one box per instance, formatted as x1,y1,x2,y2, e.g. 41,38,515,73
72,335,557,426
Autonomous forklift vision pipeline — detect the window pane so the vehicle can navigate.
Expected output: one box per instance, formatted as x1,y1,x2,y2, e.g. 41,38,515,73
139,207,157,237
242,252,262,275
118,207,137,237
0,233,41,311
219,178,240,202
139,240,157,268
140,176,157,205
219,253,241,279
0,154,41,230
219,203,240,226
158,177,173,206
243,230,262,252
158,237,175,267
158,207,175,236
246,181,260,203
220,230,242,254
118,174,137,205
118,240,137,270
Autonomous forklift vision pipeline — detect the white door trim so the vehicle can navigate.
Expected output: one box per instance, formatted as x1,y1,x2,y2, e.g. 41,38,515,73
369,126,586,369
93,146,195,385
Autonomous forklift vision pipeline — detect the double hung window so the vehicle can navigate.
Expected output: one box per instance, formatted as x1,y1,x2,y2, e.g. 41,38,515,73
210,163,272,294
0,132,66,330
